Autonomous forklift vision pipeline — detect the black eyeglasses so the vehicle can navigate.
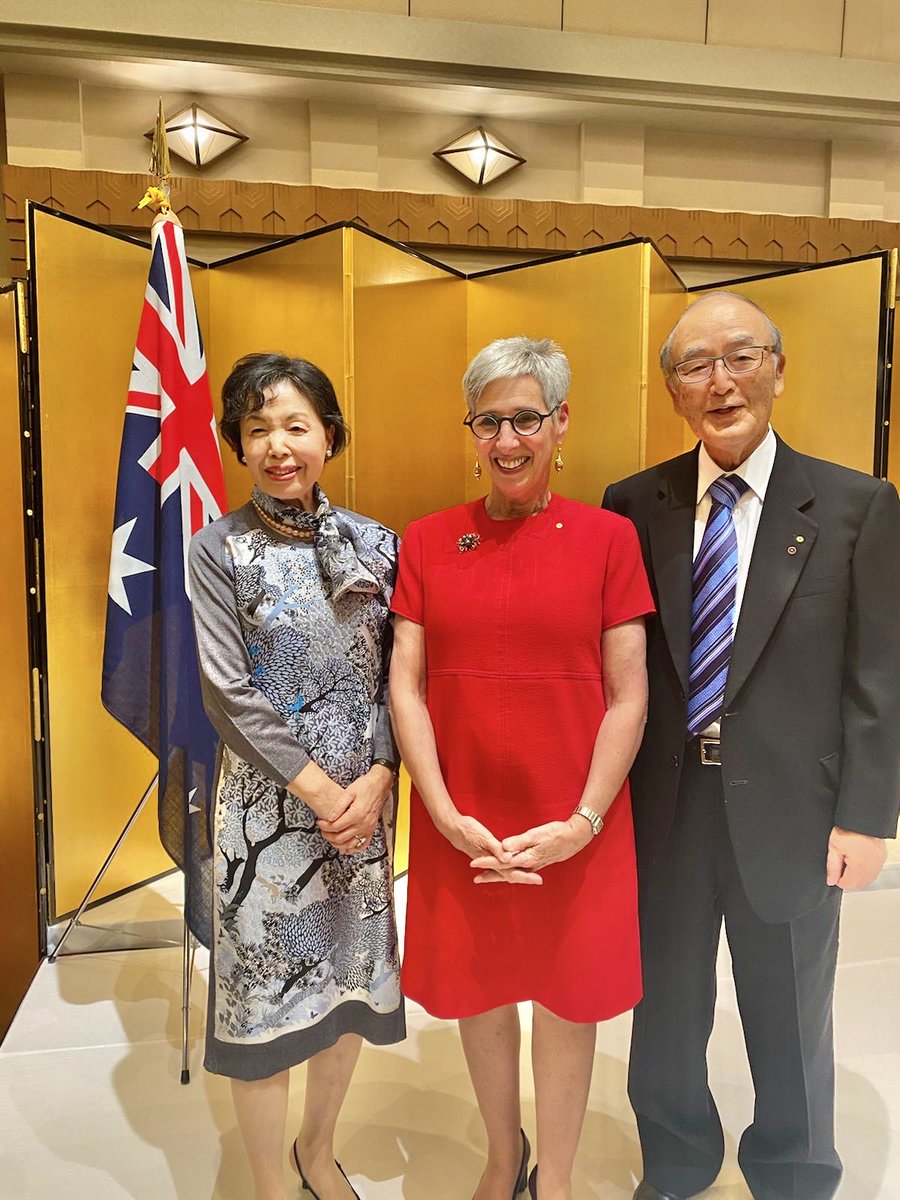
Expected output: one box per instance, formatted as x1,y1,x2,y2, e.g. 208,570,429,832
673,345,773,384
464,404,560,440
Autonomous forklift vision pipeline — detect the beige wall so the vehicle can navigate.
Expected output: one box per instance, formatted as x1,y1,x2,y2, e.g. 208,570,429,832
187,0,900,58
7,76,900,229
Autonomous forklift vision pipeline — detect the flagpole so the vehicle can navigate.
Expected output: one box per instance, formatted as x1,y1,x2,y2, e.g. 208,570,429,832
139,99,199,1084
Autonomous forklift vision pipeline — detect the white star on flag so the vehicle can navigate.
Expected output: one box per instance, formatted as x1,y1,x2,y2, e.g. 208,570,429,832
108,517,155,615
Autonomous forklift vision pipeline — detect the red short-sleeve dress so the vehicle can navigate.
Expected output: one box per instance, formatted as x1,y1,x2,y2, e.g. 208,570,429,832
391,494,655,1022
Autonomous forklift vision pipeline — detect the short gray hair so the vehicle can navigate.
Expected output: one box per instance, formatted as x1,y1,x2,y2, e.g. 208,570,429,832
463,336,571,415
659,291,784,376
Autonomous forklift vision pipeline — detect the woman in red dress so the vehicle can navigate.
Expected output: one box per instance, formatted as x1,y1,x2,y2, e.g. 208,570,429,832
390,337,654,1200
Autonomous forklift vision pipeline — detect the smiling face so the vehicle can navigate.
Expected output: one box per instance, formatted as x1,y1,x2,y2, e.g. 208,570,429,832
472,374,569,516
667,295,785,471
239,379,334,511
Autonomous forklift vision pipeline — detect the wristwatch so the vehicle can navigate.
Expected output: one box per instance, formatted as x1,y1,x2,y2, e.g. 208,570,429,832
572,804,604,836
371,757,399,774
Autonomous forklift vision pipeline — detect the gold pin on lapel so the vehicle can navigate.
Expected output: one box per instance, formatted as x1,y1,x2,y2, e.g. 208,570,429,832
795,535,805,543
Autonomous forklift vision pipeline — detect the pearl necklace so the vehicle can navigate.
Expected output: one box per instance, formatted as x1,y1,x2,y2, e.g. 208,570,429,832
251,497,316,541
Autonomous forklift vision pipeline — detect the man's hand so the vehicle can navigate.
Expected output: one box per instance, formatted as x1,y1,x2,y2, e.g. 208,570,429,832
317,765,394,853
825,826,888,889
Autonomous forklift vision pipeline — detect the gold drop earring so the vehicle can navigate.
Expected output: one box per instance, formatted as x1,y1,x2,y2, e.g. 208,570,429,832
473,457,482,480
554,445,564,473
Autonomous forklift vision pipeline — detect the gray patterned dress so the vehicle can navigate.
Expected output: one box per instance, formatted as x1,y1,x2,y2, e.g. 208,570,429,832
188,487,405,1080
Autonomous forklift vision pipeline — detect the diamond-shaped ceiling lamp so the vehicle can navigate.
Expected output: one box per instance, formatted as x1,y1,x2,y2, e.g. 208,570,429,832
433,126,525,186
145,104,247,169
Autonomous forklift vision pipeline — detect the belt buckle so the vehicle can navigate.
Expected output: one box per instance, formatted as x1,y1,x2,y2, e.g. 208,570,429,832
699,736,721,766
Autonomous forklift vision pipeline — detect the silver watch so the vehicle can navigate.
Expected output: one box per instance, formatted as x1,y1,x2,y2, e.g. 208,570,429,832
572,804,604,836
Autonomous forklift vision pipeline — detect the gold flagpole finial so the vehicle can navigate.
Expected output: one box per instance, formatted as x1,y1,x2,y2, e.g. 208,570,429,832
138,98,176,221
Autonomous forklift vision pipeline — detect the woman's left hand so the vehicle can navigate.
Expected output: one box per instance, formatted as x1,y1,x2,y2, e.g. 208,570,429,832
469,817,594,882
317,765,394,854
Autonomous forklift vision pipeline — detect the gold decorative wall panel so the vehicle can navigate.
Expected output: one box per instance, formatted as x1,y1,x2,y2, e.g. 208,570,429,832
207,230,349,510
466,244,649,505
0,287,40,1035
348,229,467,534
4,165,899,281
693,259,884,474
645,249,692,465
31,211,171,918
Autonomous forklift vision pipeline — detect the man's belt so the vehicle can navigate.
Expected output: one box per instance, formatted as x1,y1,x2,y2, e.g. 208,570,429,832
698,736,721,766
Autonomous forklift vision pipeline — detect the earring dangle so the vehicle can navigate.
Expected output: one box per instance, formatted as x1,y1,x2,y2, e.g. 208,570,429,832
474,457,482,480
325,449,333,460
554,445,564,473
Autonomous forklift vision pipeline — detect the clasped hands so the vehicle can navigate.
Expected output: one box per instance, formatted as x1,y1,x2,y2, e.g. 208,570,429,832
301,765,395,855
441,811,595,885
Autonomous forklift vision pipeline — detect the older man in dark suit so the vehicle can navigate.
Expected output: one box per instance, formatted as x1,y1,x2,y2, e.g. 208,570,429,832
603,291,900,1200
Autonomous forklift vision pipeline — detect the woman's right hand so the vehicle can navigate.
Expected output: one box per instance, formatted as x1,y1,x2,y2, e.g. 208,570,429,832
437,812,542,885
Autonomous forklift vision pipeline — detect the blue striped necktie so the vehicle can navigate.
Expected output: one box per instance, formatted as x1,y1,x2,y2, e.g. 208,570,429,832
687,474,750,736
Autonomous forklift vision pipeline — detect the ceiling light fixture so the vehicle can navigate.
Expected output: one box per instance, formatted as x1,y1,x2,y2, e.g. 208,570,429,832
433,125,525,187
145,103,247,169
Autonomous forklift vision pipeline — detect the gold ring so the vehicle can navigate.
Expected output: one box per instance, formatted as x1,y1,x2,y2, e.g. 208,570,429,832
354,835,366,847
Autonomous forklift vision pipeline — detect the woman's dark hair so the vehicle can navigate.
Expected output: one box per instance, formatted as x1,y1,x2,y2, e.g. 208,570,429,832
220,353,349,462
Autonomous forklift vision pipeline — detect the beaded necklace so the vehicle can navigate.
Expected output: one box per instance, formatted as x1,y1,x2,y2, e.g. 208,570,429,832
251,496,316,541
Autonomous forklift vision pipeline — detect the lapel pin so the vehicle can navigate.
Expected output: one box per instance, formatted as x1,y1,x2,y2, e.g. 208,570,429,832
795,535,805,543
787,546,798,555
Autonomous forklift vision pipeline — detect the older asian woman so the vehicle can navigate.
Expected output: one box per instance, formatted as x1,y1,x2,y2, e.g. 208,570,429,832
189,353,404,1200
389,336,653,1200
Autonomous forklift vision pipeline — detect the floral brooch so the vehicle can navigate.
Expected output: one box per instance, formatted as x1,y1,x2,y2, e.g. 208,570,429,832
457,532,481,553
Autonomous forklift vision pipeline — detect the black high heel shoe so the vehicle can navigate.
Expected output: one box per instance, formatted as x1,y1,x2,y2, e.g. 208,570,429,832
290,1140,361,1200
513,1130,531,1198
527,1164,538,1200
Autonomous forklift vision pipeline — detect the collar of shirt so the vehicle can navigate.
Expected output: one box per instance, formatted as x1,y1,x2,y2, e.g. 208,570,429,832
695,425,777,506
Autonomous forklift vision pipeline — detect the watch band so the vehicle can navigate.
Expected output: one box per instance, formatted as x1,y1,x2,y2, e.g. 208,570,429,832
371,757,399,774
572,804,604,836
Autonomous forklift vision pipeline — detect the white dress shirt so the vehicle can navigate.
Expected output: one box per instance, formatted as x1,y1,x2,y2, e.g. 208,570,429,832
693,426,777,734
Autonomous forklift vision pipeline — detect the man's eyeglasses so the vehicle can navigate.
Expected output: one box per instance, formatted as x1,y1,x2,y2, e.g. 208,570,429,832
673,345,773,384
464,404,560,440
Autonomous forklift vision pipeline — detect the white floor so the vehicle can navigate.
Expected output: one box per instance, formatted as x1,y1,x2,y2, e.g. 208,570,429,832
1,875,898,1200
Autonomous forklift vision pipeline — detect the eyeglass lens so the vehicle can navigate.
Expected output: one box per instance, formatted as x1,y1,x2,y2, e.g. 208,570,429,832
676,346,767,383
468,409,553,439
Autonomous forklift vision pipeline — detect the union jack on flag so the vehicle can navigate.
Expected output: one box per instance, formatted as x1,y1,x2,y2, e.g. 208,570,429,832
101,217,227,946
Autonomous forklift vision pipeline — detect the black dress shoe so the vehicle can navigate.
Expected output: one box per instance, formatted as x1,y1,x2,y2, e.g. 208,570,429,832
527,1164,538,1199
513,1130,531,1198
291,1140,361,1200
633,1180,684,1200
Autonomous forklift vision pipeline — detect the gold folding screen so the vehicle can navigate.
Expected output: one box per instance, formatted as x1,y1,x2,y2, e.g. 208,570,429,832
21,211,894,924
31,211,172,918
0,286,40,1036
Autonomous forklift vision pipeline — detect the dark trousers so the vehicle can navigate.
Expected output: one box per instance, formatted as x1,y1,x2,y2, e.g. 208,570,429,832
628,749,843,1200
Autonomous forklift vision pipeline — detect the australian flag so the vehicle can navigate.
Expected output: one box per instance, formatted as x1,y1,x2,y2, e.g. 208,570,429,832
101,217,227,948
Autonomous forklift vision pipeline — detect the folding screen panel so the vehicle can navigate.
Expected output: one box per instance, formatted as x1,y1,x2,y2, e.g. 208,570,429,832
466,242,651,507
207,229,348,512
348,229,466,536
692,255,888,473
0,285,40,1034
30,209,173,918
645,248,691,467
